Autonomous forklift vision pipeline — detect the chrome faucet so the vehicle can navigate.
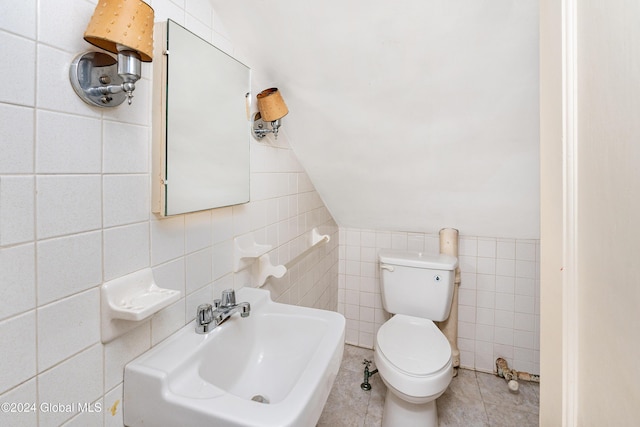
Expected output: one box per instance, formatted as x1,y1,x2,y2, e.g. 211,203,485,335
196,289,250,334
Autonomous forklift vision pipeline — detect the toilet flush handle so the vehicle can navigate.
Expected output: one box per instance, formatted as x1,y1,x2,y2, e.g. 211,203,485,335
380,264,394,272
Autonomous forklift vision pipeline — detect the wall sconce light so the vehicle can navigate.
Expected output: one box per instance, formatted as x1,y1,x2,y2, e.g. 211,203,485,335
69,0,154,107
252,88,289,140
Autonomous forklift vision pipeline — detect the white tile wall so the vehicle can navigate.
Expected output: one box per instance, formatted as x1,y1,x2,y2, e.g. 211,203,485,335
0,244,36,319
36,175,102,239
37,289,100,371
36,231,102,304
0,176,35,245
0,0,36,39
103,223,150,281
0,31,36,106
102,122,149,173
339,228,540,375
36,111,102,173
0,379,37,427
0,1,338,425
102,175,150,227
0,311,37,393
38,345,103,427
0,104,34,173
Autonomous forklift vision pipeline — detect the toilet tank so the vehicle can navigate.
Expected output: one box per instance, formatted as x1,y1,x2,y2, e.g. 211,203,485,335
378,250,458,321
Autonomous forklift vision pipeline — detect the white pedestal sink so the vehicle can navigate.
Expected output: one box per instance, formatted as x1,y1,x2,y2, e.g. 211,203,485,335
124,287,345,427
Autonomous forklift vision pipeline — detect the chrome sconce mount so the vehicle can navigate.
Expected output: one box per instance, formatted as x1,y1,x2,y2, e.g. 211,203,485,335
252,113,284,140
70,50,141,107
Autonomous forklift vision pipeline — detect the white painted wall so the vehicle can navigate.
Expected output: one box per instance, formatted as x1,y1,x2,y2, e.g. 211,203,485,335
0,1,338,426
211,0,540,239
539,0,563,424
540,0,640,424
575,0,640,423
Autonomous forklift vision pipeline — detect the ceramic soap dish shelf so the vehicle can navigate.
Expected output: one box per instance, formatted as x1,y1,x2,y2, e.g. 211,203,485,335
101,268,181,343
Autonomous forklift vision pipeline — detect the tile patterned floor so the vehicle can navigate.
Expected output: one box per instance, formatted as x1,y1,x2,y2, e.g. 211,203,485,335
318,345,539,427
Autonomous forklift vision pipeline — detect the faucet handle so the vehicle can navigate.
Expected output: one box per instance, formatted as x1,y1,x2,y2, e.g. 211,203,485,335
240,302,251,318
197,304,213,325
221,289,236,307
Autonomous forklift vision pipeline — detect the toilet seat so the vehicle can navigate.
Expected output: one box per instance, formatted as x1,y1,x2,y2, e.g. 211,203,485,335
376,314,451,376
374,314,453,401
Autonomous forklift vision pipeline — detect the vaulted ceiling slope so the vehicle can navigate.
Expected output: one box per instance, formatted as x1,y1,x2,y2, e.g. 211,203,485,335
211,0,540,238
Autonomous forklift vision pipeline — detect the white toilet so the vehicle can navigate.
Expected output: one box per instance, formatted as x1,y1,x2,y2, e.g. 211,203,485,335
374,250,458,427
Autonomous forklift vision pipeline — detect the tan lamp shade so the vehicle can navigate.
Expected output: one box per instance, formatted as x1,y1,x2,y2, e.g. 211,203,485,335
83,0,155,62
257,88,289,122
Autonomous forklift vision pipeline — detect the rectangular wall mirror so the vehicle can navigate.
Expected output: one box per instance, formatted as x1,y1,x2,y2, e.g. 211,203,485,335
152,20,251,216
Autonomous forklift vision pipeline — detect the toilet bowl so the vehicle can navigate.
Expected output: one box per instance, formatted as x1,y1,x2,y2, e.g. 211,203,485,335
374,314,452,426
375,250,457,427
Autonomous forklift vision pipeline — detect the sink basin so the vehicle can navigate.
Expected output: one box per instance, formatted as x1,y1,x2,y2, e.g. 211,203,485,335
124,287,345,427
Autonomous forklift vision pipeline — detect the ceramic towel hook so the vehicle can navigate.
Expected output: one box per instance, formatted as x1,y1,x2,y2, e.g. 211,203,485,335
233,235,272,272
311,228,330,246
255,254,287,288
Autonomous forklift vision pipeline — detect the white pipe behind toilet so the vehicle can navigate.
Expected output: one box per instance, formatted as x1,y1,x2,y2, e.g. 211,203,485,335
437,228,462,376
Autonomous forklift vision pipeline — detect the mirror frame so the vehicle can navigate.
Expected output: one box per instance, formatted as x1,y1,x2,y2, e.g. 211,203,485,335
152,20,251,216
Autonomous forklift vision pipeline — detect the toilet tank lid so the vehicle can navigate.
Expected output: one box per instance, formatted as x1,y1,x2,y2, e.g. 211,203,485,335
378,250,458,270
